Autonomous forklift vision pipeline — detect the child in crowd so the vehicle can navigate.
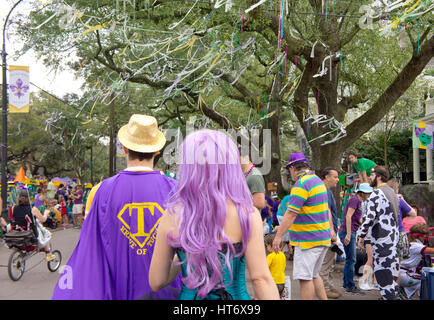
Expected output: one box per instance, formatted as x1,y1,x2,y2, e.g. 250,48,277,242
402,204,427,234
48,199,62,228
57,195,69,227
265,233,286,299
398,223,434,299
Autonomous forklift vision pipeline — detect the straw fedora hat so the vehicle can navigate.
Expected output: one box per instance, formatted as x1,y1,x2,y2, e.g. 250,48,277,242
117,114,166,153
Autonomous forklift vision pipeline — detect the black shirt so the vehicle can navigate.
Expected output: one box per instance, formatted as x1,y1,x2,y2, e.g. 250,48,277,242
13,205,33,228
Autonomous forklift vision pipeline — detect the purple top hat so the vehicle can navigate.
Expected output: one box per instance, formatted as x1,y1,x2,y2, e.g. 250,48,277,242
286,152,309,169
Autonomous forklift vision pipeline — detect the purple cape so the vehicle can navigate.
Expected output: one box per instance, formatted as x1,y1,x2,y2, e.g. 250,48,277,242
52,170,182,300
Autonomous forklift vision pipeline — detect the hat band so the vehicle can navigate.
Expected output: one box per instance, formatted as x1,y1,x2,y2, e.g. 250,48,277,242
287,158,309,166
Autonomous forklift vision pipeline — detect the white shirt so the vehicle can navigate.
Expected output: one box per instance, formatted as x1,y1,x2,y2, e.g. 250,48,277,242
124,166,153,171
401,239,426,271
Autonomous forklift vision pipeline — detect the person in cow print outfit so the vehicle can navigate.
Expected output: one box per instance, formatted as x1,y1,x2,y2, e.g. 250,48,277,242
357,166,400,300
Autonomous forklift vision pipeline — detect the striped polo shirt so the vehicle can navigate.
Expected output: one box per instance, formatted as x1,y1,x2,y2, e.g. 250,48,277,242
286,170,331,250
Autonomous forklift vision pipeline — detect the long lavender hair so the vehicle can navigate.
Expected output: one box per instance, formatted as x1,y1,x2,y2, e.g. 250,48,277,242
166,129,253,298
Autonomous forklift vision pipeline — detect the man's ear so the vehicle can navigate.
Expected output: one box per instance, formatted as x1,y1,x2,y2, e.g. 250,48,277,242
122,146,129,155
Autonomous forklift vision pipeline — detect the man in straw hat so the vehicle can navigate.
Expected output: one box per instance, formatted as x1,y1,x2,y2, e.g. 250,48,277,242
52,114,181,300
272,152,332,300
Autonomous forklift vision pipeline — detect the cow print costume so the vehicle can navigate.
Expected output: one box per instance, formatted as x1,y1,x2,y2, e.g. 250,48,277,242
357,187,399,300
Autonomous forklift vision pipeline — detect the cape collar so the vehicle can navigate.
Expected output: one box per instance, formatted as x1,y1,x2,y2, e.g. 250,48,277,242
124,166,153,172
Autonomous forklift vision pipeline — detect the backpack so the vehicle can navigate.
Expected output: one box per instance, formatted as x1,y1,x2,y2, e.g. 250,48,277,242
4,229,38,248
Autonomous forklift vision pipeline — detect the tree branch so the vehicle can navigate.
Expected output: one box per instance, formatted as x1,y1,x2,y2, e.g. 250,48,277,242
340,35,434,150
199,96,233,129
337,91,369,111
218,71,256,109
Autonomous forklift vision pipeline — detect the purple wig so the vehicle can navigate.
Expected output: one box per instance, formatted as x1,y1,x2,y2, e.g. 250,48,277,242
166,129,253,298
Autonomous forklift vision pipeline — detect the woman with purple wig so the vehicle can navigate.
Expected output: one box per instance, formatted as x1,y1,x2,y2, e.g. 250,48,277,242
149,130,279,300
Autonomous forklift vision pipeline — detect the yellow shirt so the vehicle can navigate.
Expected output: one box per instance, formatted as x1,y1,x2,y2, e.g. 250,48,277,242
266,251,286,284
84,182,101,219
54,208,62,227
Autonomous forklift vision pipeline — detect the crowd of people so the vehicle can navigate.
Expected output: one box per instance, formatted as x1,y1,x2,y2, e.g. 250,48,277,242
30,182,85,229
0,180,86,259
2,113,431,301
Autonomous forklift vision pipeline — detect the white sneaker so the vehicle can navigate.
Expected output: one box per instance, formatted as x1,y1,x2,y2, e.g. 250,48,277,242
359,282,374,291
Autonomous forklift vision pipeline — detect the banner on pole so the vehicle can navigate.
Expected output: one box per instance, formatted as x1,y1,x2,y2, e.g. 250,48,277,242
413,121,433,150
116,138,125,157
9,65,30,113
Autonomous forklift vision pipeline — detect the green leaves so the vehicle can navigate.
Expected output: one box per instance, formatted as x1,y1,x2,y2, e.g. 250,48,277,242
11,0,433,177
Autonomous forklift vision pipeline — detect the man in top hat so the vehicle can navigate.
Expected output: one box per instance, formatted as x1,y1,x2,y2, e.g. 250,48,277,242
272,153,331,300
52,114,181,300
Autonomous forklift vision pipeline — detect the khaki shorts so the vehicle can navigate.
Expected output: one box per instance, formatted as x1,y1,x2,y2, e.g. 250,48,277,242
73,204,83,215
293,245,328,281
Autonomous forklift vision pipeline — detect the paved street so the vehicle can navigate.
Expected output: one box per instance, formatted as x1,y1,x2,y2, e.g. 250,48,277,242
0,228,380,300
0,228,79,300
245,253,381,300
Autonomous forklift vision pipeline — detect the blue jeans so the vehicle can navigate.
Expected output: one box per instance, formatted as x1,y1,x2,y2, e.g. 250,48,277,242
338,229,357,289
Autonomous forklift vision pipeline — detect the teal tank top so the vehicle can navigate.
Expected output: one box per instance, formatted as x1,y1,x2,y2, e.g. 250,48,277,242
175,242,251,300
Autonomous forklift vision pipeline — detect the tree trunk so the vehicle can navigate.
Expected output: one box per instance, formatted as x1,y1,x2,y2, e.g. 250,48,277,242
109,97,115,176
308,35,433,172
264,73,283,194
311,143,345,172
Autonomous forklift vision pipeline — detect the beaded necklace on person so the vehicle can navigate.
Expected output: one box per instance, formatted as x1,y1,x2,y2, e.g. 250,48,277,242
376,182,388,189
244,164,255,178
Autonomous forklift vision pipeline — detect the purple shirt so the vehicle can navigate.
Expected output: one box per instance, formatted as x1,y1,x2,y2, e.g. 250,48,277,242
398,198,411,233
56,189,67,199
73,189,83,204
34,194,44,208
340,195,362,232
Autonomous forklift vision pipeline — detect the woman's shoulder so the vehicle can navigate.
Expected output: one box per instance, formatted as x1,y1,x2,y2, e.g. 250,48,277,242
160,206,181,236
416,216,426,222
